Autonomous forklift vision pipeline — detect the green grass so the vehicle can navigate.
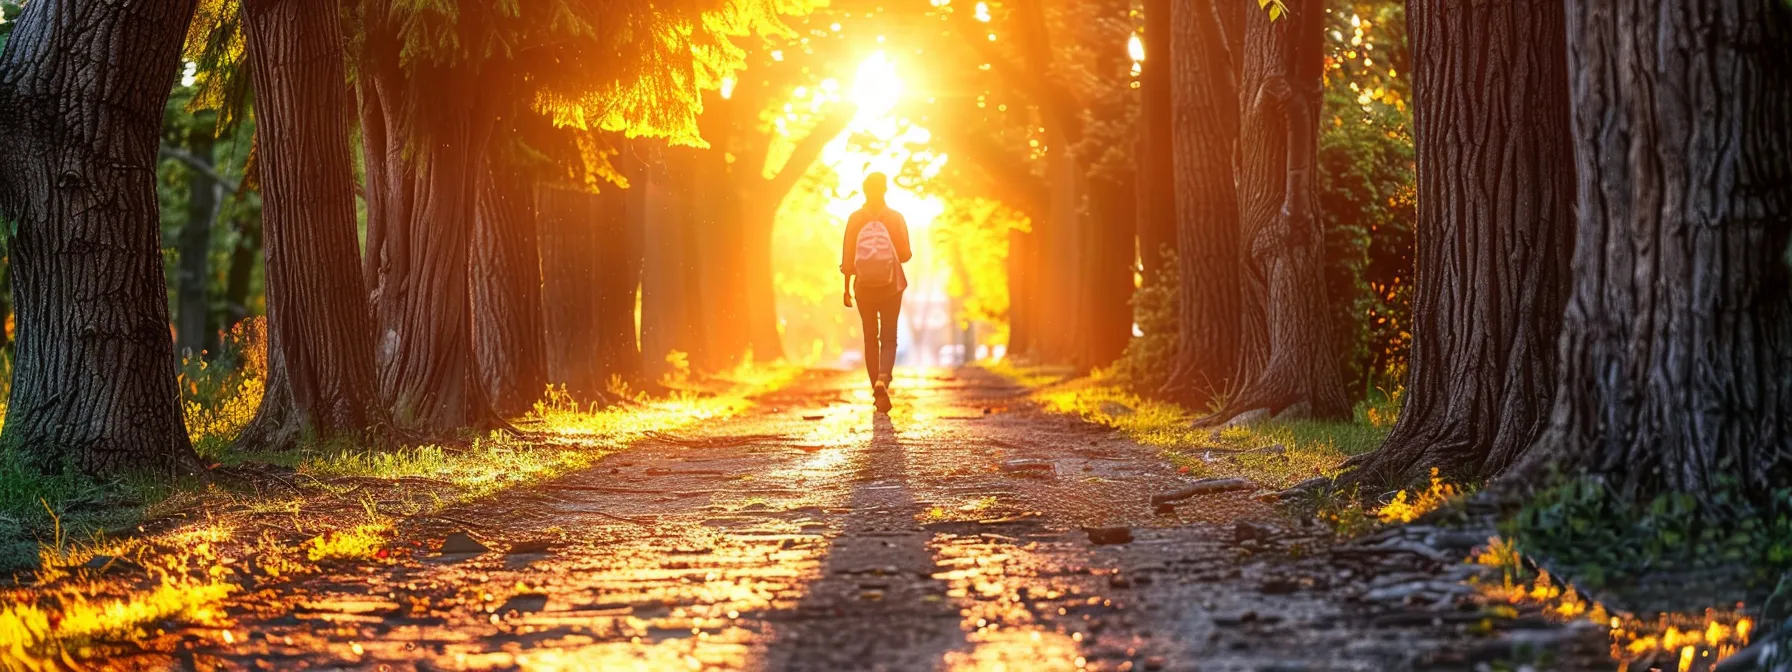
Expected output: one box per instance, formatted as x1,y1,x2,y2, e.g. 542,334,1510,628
1008,367,1394,490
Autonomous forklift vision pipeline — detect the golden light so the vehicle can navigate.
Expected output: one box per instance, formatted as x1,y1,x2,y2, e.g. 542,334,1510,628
850,51,904,118
974,1,991,22
1127,33,1145,62
719,76,737,100
773,50,952,365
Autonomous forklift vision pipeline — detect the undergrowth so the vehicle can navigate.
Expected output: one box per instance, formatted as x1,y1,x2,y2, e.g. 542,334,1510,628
1510,478,1792,595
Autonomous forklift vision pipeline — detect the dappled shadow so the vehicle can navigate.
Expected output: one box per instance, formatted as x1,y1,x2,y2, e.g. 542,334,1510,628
755,412,969,670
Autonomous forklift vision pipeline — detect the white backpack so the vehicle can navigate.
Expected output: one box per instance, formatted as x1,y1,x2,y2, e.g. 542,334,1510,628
854,220,898,289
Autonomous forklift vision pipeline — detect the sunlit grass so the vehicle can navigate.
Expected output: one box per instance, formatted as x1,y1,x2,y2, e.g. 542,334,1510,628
3,523,239,669
303,522,392,563
1375,467,1461,524
995,367,1389,490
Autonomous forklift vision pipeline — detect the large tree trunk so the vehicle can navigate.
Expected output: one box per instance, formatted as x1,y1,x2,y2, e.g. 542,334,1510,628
1162,0,1244,403
538,184,639,397
1032,137,1085,364
0,0,201,475
472,156,548,416
236,0,387,451
1075,0,1139,370
738,198,781,365
176,134,218,359
1511,0,1792,502
1134,0,1176,286
1339,0,1575,489
598,180,644,384
1211,0,1349,422
358,17,497,433
1082,169,1137,368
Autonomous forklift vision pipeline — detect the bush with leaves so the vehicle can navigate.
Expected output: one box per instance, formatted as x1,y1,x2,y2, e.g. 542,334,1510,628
1317,0,1415,399
1105,262,1177,393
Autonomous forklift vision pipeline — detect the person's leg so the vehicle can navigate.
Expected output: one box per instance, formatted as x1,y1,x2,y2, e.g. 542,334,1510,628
857,299,879,386
877,294,902,382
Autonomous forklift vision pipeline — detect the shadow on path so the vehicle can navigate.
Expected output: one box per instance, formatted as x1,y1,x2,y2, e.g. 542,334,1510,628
757,413,967,671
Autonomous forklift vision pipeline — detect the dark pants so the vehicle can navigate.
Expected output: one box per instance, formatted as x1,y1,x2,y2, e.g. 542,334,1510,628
857,292,902,385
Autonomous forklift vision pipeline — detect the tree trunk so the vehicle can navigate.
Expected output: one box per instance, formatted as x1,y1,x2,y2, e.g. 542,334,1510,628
236,0,387,451
1163,0,1245,403
1135,0,1177,286
1083,169,1137,368
177,134,218,359
638,146,706,379
472,157,548,416
1338,0,1575,489
1032,135,1085,364
222,213,261,333
1006,227,1036,358
598,180,644,384
1074,0,1139,370
358,17,497,433
0,0,201,475
530,184,609,397
738,198,781,365
1511,0,1792,503
1212,0,1349,422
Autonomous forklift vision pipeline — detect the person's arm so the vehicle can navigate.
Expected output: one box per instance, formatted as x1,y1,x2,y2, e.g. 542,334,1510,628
894,212,914,263
841,214,858,307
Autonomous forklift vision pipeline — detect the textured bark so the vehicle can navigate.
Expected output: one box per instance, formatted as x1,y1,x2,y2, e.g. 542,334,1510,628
1511,0,1792,502
237,0,386,451
0,0,201,475
176,134,218,358
538,184,638,397
1134,0,1177,286
537,187,602,395
1162,0,1244,403
1213,0,1349,422
358,8,496,434
1339,0,1575,489
472,159,548,416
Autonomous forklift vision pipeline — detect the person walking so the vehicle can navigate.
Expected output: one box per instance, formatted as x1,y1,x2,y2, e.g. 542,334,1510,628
841,172,912,413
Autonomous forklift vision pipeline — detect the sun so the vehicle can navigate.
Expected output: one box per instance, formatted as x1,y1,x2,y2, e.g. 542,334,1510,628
850,51,904,118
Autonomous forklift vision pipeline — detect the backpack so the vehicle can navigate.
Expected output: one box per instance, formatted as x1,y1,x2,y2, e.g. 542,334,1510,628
854,219,899,290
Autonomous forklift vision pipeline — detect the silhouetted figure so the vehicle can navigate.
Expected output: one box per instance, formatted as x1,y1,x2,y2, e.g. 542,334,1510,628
841,172,912,413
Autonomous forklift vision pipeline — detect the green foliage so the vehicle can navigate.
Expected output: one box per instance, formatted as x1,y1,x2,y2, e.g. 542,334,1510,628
1318,0,1415,399
1106,260,1178,393
0,1,22,53
1512,477,1792,593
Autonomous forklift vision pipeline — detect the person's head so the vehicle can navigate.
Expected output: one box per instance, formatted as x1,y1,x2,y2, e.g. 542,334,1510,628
863,172,889,204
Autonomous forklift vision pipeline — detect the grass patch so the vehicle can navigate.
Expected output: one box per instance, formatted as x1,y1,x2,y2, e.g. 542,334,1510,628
995,366,1392,490
302,522,392,563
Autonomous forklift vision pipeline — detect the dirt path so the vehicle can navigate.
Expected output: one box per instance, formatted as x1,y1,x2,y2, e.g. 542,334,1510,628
161,368,1591,671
